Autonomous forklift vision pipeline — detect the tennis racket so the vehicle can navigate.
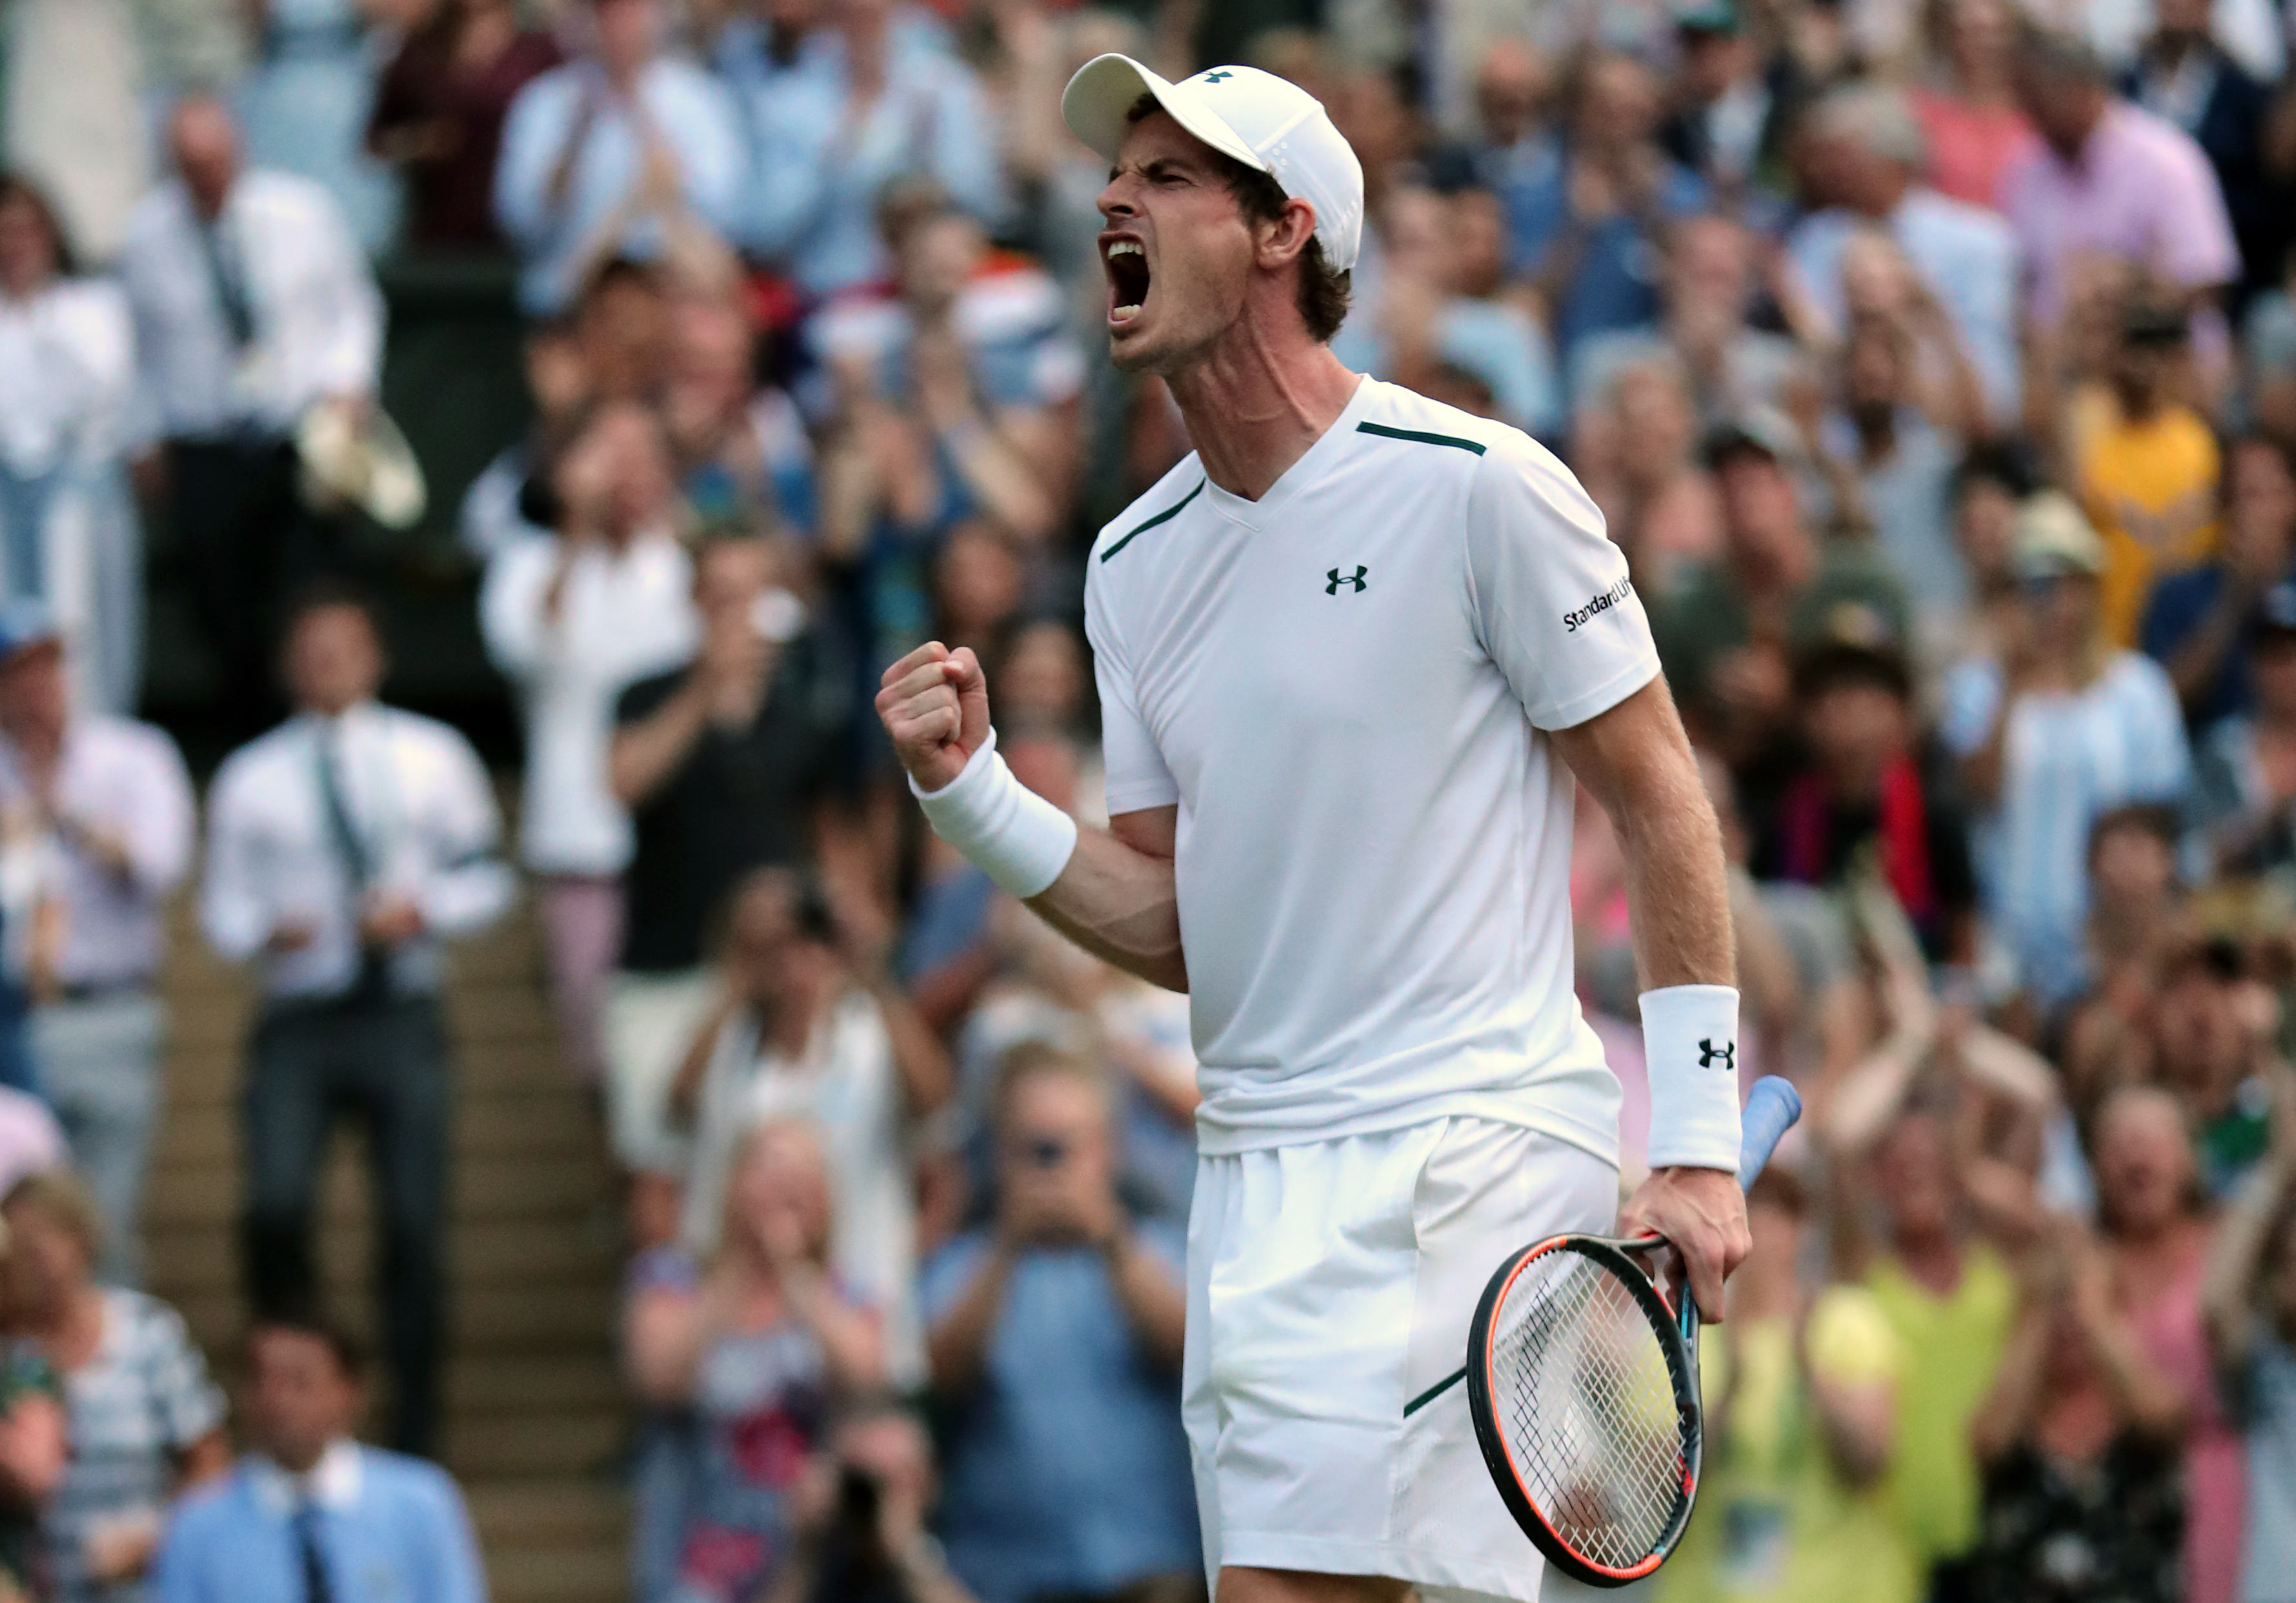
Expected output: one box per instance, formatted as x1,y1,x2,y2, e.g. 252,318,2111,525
1453,1075,1802,1588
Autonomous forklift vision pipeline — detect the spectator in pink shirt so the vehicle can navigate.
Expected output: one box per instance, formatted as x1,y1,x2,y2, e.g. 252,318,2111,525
1999,28,2239,332
1911,0,2039,212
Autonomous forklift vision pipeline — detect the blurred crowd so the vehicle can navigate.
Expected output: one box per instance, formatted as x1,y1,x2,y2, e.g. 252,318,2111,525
1,0,2295,1598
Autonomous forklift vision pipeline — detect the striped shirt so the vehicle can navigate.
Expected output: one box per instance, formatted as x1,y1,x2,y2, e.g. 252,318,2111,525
44,1289,226,1603
1941,650,2190,1004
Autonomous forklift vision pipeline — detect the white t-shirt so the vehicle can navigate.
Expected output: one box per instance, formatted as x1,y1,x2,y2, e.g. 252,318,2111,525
680,990,923,1384
1083,377,1657,1163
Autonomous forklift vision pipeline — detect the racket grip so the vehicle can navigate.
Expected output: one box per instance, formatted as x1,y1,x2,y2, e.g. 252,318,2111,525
1736,1076,1802,1191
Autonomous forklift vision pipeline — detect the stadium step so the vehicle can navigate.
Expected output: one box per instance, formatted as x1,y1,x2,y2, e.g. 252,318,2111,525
143,890,634,1601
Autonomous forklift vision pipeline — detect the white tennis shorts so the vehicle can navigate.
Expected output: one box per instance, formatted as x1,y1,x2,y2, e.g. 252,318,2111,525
1182,1118,1619,1602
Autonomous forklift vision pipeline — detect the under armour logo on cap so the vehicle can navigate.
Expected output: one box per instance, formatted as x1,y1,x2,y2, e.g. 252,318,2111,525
1202,70,1233,81
1327,566,1367,594
1698,1039,1736,1071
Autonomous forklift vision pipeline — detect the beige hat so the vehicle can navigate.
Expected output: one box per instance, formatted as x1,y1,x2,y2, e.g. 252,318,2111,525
2010,490,2106,580
296,398,427,530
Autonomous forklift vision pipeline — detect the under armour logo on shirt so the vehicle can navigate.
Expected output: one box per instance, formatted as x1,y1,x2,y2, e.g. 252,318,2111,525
1327,565,1368,594
1202,70,1234,82
1698,1039,1735,1071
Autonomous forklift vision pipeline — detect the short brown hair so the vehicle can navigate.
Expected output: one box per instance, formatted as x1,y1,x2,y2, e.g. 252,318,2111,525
1126,96,1353,342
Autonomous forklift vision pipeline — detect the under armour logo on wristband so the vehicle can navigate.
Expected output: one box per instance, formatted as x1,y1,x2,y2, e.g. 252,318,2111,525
1698,1039,1735,1071
1327,565,1368,594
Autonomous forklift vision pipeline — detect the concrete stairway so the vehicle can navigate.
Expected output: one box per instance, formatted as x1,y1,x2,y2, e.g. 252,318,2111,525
143,896,634,1603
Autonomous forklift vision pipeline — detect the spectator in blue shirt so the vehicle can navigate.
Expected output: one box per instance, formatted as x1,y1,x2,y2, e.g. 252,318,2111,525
154,1318,485,1603
738,0,1002,299
1502,50,1709,363
921,1043,1196,1603
493,0,748,314
2141,434,2296,732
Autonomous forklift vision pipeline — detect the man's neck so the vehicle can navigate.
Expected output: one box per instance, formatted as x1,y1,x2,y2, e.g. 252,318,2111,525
2049,99,2106,164
1164,332,1359,503
267,1440,337,1479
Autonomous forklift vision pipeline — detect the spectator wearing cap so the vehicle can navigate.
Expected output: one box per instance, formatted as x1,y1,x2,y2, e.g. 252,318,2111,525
0,605,193,1286
1658,0,1797,194
152,1319,485,1603
480,401,698,1089
492,0,747,316
1940,491,2189,1008
2142,436,2296,731
1646,408,1910,790
735,0,1003,300
1784,83,2022,428
1502,50,1711,363
116,96,385,747
2075,292,2223,648
1999,30,2239,338
1754,632,1980,963
199,587,514,1457
2193,578,2296,878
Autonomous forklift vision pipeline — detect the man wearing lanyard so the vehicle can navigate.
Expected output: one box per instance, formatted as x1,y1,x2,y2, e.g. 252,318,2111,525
199,586,513,1457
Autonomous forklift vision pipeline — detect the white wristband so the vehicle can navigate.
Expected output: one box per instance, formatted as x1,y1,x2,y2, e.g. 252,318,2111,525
1639,983,1743,1172
908,729,1078,900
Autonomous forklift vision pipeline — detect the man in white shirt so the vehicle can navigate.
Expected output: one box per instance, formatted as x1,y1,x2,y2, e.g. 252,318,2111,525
0,603,194,1286
201,586,512,1457
116,95,384,745
479,399,695,1087
878,61,1749,1603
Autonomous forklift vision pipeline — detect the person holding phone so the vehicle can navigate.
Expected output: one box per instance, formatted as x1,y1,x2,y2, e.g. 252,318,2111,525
920,1043,1195,1603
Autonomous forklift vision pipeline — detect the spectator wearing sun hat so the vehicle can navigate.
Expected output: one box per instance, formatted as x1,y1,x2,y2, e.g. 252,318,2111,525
1942,491,2191,1007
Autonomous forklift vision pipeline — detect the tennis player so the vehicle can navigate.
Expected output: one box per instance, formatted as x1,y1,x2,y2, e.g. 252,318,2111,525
875,57,1749,1603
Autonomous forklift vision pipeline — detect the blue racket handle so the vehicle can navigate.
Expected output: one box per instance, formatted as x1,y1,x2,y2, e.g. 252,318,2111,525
1736,1076,1801,1191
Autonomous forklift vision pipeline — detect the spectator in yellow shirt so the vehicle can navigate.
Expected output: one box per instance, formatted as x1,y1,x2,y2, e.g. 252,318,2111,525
2077,295,2222,645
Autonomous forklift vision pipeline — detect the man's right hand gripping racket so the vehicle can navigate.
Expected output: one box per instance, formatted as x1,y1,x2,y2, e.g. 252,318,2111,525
1464,1075,1802,1587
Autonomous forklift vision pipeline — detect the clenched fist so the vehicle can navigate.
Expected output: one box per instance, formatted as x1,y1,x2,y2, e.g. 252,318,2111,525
876,641,991,792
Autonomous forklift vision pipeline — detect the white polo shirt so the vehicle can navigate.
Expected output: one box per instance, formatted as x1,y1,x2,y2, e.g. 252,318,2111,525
1083,377,1658,1163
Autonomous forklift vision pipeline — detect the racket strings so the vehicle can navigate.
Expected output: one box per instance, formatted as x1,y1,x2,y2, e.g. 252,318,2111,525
1490,1250,1688,1572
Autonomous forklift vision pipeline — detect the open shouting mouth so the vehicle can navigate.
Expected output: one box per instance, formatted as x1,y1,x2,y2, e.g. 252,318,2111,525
1104,237,1151,328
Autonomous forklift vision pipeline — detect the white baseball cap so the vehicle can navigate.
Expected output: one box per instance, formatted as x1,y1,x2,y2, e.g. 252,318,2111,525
1060,55,1365,273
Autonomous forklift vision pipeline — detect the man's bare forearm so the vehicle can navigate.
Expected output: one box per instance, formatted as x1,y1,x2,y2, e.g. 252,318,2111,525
1552,678,1734,992
1027,809,1187,992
